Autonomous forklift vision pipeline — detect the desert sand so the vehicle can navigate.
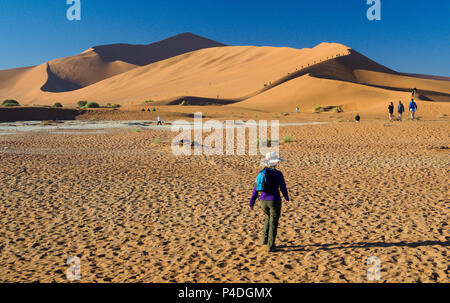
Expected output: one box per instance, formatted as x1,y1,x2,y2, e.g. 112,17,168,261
0,116,448,283
0,33,448,283
1,33,449,113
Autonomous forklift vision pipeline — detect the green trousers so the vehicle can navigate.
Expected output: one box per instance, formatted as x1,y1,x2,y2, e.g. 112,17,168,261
260,200,282,250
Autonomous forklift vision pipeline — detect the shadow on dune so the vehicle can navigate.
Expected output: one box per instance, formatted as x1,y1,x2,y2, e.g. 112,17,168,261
310,73,450,102
163,96,241,106
41,63,82,93
92,32,226,66
278,240,449,252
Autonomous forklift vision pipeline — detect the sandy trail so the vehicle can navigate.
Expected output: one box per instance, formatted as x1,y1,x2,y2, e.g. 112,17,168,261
0,120,448,283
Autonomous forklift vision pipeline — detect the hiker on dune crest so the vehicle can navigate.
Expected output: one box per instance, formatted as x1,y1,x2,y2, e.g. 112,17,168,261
249,152,290,253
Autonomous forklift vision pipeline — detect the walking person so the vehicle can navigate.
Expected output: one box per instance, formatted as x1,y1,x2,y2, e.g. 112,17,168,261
355,113,361,123
397,101,405,122
296,106,299,114
388,102,394,122
249,152,289,253
409,98,418,120
157,115,162,126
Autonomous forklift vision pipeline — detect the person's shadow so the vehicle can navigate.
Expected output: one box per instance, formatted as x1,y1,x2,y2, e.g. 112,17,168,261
278,240,449,252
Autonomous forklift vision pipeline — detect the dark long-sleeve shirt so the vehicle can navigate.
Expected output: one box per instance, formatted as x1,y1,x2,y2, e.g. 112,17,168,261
249,169,289,207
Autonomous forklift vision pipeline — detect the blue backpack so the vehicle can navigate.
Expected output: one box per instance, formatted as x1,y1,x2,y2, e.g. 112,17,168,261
255,168,274,192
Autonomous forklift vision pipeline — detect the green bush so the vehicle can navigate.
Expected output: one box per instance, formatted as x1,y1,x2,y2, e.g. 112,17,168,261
152,138,162,144
313,106,322,112
283,135,293,143
332,106,343,113
2,99,20,107
77,101,88,108
53,102,63,108
85,102,100,108
106,103,121,108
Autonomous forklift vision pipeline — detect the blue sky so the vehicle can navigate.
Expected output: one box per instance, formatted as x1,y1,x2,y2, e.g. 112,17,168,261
0,0,449,75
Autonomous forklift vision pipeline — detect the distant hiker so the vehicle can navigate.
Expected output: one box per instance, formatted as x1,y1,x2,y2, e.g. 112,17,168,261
412,87,417,97
141,108,146,112
409,98,418,120
388,102,394,122
157,115,162,126
296,106,299,113
397,101,405,121
147,108,151,112
153,108,156,112
355,114,361,123
249,152,289,253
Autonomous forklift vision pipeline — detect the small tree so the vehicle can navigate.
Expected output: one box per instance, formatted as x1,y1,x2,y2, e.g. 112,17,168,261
77,101,87,108
2,99,20,107
85,102,100,108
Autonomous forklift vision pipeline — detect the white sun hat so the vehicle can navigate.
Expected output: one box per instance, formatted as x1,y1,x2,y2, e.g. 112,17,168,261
261,152,284,167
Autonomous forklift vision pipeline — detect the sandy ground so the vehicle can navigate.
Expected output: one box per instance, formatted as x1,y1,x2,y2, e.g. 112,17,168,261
0,119,448,283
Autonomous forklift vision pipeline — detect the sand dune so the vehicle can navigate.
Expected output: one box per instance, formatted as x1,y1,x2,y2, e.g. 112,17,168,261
234,74,407,112
0,33,449,113
1,42,353,104
0,32,226,96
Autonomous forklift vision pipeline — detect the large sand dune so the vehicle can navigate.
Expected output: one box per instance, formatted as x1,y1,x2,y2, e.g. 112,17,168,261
0,33,449,112
0,32,225,97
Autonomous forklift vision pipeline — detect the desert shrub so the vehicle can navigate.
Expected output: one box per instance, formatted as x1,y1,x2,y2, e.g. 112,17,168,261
53,102,63,108
152,138,162,144
2,99,20,107
282,112,289,116
332,106,343,113
85,102,100,108
282,135,293,143
106,103,121,108
143,100,153,104
314,105,343,113
180,100,188,106
439,114,446,118
77,101,87,108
